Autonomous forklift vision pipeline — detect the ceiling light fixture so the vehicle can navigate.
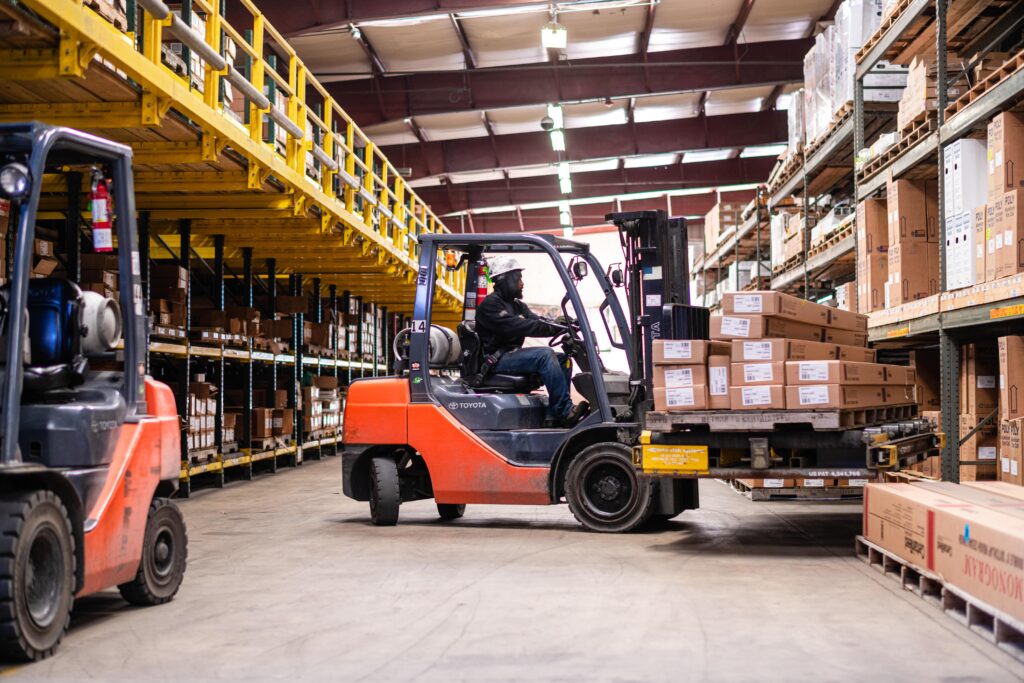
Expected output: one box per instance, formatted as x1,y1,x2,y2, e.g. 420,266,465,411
559,176,573,194
541,16,568,49
546,104,564,130
550,129,566,152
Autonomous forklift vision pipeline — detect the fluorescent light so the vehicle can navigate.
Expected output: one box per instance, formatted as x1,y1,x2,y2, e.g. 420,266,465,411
740,144,788,159
550,130,566,151
623,153,678,169
541,20,568,49
557,162,571,180
559,209,572,226
546,104,564,129
560,176,573,194
562,226,574,238
683,149,732,163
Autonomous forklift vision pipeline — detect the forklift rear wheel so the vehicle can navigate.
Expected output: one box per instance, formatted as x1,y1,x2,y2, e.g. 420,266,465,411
118,499,188,606
0,490,75,662
436,504,466,521
369,456,400,526
565,443,654,533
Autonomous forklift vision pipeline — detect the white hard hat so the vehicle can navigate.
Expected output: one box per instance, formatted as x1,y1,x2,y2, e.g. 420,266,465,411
488,255,523,279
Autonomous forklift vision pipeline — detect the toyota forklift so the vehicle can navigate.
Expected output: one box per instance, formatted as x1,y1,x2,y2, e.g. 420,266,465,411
342,211,940,533
0,124,186,661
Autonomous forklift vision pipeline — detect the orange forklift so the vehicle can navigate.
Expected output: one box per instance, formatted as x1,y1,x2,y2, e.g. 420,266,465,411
0,124,186,661
342,212,940,532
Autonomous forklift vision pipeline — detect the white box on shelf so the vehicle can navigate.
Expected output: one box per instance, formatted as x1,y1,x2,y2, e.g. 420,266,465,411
944,138,988,217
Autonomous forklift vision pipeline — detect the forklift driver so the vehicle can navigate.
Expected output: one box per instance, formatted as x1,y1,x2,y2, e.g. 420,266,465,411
476,256,589,428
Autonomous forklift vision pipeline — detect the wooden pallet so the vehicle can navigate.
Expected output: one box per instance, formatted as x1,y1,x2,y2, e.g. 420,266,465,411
856,115,937,184
767,152,804,195
645,404,919,433
741,276,771,292
772,252,803,277
249,435,292,451
808,220,854,258
855,536,1024,663
220,441,240,456
84,0,127,31
188,447,218,464
946,49,1024,117
730,479,864,502
855,0,918,64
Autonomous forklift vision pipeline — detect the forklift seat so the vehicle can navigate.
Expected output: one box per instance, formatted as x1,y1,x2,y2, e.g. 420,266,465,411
22,279,87,395
456,320,541,394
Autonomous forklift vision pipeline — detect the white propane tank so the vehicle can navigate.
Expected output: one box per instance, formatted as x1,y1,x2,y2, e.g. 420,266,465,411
427,325,461,367
80,290,122,355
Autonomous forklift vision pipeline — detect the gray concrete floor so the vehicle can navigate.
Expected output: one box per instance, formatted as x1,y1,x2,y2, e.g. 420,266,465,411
6,458,1024,682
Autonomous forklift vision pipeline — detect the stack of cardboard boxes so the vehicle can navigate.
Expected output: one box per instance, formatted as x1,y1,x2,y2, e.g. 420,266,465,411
960,342,999,481
884,177,940,308
896,55,964,132
149,264,188,332
702,201,745,256
302,376,343,436
652,291,917,412
863,481,1024,627
998,336,1024,487
186,381,217,454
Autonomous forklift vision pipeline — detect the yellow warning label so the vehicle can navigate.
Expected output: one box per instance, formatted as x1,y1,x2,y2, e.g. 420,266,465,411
640,444,709,474
886,327,910,338
990,303,1024,320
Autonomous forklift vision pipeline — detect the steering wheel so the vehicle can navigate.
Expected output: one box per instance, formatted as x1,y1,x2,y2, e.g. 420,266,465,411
548,293,581,347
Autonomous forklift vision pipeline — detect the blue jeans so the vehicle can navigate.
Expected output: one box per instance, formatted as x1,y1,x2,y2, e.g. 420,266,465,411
494,346,572,420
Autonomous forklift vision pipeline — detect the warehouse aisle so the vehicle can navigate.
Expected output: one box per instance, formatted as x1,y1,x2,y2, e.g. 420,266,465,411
6,462,1023,682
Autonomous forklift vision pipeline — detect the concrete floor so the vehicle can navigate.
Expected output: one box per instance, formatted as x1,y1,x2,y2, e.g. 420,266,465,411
5,458,1024,682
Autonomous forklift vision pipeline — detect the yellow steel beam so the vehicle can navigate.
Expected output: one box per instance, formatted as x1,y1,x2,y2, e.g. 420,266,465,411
0,101,164,128
133,170,262,193
0,49,63,80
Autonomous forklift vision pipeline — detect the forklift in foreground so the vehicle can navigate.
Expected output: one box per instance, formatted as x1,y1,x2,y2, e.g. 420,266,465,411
341,211,940,532
0,124,186,661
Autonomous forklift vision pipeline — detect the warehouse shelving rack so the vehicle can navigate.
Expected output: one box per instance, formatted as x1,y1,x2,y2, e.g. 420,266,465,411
850,0,1024,482
0,0,454,493
693,188,771,309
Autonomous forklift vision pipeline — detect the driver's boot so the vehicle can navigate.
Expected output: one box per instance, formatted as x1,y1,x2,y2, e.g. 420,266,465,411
561,401,590,428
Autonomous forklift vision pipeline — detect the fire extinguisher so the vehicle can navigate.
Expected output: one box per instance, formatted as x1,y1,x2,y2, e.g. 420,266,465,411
477,263,489,303
90,169,113,252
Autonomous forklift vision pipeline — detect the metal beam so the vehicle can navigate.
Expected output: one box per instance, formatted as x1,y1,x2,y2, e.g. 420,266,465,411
414,156,775,215
450,13,477,69
725,0,756,45
325,39,809,125
639,1,657,54
383,109,786,178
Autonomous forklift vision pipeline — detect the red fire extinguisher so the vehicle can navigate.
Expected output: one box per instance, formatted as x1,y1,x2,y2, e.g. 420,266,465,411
90,169,113,252
477,263,489,303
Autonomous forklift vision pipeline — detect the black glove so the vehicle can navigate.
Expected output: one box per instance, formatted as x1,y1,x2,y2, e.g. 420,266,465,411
553,315,577,328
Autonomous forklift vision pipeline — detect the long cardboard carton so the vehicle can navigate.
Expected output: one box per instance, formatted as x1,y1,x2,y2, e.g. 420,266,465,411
721,291,829,326
729,385,786,410
730,361,786,387
711,315,824,342
652,339,730,365
653,385,708,412
784,360,886,385
653,365,708,389
708,355,730,409
999,335,1024,420
730,338,837,362
784,384,886,409
998,419,1023,485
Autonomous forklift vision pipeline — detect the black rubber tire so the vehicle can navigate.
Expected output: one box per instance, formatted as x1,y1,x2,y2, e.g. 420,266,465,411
565,443,654,533
0,490,75,662
118,499,188,606
436,503,465,521
369,456,400,526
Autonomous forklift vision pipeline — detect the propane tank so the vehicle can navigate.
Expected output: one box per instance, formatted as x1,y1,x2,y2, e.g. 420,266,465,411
90,169,113,252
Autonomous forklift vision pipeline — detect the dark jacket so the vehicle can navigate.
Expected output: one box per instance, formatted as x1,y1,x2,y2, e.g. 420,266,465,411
476,292,563,354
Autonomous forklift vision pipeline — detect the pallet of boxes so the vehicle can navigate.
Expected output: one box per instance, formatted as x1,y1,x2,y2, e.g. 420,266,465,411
302,376,342,441
652,290,918,500
186,379,217,464
148,264,188,340
228,387,293,453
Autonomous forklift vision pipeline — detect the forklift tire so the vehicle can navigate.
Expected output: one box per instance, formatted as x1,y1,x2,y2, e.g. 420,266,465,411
118,499,188,606
436,504,465,521
0,490,75,662
369,456,400,526
565,443,654,533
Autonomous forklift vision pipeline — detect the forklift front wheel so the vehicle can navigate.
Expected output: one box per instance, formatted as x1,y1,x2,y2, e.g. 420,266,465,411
0,490,75,662
369,456,400,526
565,443,654,533
436,504,466,521
118,498,188,606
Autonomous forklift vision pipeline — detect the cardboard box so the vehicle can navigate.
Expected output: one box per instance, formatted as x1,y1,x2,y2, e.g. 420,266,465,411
883,364,917,385
653,385,708,412
910,348,941,411
998,419,1023,485
729,339,837,362
836,344,877,363
835,282,857,312
960,413,999,482
857,253,888,313
729,385,785,410
863,482,1024,623
252,408,273,438
823,327,869,347
998,189,1024,278
784,384,885,409
987,202,1000,281
721,291,829,326
828,308,868,332
857,197,888,262
652,340,730,365
999,335,1024,420
886,178,929,244
272,408,294,436
784,360,886,385
653,365,707,389
886,241,940,306
707,355,730,409
274,389,289,410
962,343,999,415
710,315,824,342
730,361,785,386
987,111,1024,203
974,204,987,284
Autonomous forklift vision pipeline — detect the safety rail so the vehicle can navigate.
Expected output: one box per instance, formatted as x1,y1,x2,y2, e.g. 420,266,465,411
13,0,464,304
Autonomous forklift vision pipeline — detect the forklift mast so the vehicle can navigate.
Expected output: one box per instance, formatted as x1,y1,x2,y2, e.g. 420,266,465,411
607,210,708,420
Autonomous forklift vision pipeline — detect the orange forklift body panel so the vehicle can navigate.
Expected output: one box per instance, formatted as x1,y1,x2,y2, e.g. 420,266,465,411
343,378,409,445
79,378,181,597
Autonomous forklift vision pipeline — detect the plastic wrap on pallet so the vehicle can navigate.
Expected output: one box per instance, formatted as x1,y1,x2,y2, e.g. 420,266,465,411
786,90,805,157
770,212,788,270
